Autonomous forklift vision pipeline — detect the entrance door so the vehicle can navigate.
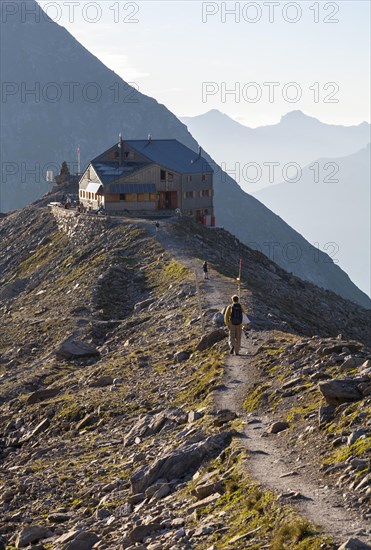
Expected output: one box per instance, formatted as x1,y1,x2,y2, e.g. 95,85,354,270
159,191,178,209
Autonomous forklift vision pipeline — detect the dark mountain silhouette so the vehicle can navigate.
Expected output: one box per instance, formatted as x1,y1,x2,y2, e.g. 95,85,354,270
0,0,370,309
181,110,371,193
255,145,371,297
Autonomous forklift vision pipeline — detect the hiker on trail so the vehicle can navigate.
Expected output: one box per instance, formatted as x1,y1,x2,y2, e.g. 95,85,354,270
224,295,246,356
203,260,209,280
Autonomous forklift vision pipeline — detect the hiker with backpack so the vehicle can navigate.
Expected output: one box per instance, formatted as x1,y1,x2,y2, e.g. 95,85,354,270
224,295,246,356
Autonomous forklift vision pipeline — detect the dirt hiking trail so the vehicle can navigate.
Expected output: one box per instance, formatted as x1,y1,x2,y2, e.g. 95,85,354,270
142,219,370,546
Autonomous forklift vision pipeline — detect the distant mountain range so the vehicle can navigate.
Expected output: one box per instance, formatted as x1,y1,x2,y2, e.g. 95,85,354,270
1,0,370,309
181,110,370,193
182,111,371,297
255,145,371,296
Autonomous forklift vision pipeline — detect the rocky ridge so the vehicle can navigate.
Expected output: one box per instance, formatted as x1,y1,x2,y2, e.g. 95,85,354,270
0,203,370,549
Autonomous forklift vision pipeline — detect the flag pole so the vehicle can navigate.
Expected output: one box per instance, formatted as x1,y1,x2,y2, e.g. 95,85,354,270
77,145,81,176
237,257,242,297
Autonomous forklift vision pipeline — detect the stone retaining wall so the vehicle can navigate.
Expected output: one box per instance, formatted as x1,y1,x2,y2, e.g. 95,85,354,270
49,205,111,245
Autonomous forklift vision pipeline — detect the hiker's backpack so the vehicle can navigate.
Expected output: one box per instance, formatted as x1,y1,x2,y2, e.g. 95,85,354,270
230,303,243,325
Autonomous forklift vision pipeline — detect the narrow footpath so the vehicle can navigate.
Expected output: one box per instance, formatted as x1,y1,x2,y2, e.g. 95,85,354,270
139,218,370,545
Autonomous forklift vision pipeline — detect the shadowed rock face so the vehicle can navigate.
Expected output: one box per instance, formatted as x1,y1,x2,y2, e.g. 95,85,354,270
56,339,100,360
130,432,233,494
319,378,368,406
1,0,370,309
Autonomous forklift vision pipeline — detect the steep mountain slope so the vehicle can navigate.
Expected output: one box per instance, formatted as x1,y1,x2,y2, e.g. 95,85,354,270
0,203,370,548
255,145,371,296
214,179,371,308
181,110,371,192
1,0,370,310
0,0,193,212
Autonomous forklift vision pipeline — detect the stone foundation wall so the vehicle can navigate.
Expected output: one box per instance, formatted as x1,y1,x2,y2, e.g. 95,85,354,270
49,205,111,245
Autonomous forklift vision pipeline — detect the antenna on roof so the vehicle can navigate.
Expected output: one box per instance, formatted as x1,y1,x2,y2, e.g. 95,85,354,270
198,146,202,158
148,134,152,144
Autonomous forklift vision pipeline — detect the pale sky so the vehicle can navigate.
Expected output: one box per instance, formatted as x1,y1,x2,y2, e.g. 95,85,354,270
36,0,370,127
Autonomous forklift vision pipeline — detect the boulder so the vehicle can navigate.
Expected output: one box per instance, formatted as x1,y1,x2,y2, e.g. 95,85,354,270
89,375,113,388
347,430,366,446
16,525,52,547
358,380,371,397
54,530,80,545
63,531,100,550
319,379,363,406
187,492,221,513
196,328,227,351
194,524,215,537
152,483,171,500
20,418,51,444
269,421,289,434
192,480,223,499
145,480,169,498
318,405,335,427
337,538,371,550
212,312,225,327
56,340,99,360
188,410,203,423
47,513,72,523
359,359,371,376
130,431,233,494
127,493,145,505
340,357,365,371
349,459,368,471
124,407,187,447
282,377,304,390
76,414,97,431
165,407,188,425
317,343,362,357
212,409,237,426
0,278,28,301
27,387,61,404
129,523,162,543
54,530,99,550
175,350,190,363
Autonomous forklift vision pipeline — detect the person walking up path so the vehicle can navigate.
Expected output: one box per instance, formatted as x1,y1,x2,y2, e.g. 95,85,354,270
224,295,246,356
203,260,209,280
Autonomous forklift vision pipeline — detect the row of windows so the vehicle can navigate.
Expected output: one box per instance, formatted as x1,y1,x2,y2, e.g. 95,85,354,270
187,175,207,183
80,189,212,201
119,193,158,202
80,190,98,200
184,189,213,199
